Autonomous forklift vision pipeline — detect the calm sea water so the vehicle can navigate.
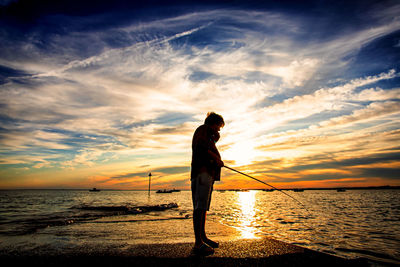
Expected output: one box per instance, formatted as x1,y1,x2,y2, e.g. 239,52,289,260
0,189,399,265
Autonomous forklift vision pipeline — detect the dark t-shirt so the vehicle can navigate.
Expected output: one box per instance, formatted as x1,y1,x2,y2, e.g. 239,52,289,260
191,124,221,181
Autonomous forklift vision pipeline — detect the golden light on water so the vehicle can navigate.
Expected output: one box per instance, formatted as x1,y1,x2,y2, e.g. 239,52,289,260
236,190,260,239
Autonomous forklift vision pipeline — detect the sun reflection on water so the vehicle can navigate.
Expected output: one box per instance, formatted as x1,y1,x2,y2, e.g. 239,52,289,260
236,190,260,239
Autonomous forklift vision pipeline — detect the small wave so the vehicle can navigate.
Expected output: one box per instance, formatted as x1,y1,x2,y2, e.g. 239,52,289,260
0,203,178,236
89,215,191,224
291,242,307,246
380,235,400,242
73,203,178,214
335,247,400,263
279,221,295,224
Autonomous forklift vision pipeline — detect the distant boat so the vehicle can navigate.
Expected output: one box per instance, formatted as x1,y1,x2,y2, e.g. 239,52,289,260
156,189,172,193
262,189,274,192
337,188,346,192
89,188,100,192
156,189,181,193
293,189,304,192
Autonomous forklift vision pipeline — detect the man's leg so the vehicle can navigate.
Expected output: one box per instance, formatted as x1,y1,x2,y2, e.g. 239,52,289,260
193,208,205,248
192,172,215,253
200,211,207,241
200,209,219,248
192,208,214,255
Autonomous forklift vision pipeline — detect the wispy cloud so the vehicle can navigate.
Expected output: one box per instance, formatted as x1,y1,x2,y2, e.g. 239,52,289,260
0,2,399,188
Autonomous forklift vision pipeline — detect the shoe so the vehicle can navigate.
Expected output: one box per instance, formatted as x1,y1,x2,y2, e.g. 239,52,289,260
192,243,214,256
204,239,219,248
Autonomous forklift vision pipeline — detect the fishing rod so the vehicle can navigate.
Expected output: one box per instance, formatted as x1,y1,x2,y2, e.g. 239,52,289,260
224,165,308,210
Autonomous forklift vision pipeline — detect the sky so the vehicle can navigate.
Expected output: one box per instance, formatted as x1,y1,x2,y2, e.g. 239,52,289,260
0,0,399,189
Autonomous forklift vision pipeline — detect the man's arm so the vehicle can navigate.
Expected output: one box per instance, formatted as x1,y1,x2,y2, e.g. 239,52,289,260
208,149,224,167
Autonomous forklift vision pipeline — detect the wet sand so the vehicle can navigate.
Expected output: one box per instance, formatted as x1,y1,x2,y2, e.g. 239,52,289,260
0,237,369,266
0,218,372,266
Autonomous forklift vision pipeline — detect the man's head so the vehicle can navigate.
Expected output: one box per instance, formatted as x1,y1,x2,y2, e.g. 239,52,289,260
204,112,224,132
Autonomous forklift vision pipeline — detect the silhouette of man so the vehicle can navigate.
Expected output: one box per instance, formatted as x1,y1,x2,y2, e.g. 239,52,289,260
191,112,224,255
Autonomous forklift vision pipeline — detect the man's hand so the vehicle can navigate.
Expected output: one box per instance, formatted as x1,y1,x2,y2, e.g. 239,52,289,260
216,159,224,167
208,149,224,167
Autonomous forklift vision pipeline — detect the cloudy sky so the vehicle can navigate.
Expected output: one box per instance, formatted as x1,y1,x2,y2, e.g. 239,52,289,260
0,0,399,189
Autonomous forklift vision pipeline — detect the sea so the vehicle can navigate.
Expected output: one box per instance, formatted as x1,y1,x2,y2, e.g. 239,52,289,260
0,189,399,265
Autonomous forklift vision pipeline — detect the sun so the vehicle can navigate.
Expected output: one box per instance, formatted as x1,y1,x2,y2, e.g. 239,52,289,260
223,140,259,166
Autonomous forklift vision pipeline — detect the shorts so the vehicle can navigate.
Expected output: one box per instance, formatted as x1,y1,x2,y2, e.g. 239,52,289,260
191,172,214,211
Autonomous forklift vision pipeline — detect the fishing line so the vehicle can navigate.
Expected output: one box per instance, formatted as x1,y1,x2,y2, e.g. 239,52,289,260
224,165,309,211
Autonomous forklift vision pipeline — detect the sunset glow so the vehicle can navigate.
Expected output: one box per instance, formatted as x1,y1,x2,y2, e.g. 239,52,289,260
0,1,399,189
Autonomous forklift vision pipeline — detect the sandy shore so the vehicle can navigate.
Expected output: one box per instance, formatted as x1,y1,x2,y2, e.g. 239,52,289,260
0,219,372,266
0,237,369,266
